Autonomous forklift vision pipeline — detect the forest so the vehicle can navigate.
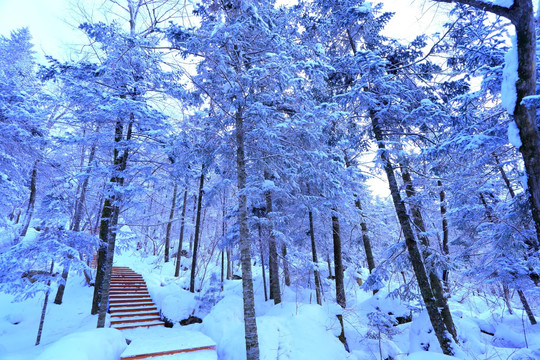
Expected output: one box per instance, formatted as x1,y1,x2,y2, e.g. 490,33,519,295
0,0,539,359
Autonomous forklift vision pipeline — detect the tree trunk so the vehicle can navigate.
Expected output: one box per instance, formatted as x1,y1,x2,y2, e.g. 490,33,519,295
227,247,232,280
175,189,188,277
496,162,538,323
265,176,281,304
495,156,516,198
164,183,178,263
35,261,54,346
437,180,450,291
91,199,112,315
221,251,225,287
55,145,96,305
220,196,226,287
20,161,38,239
54,265,69,305
72,145,96,233
332,213,346,309
96,203,121,327
327,251,333,278
92,117,132,317
259,223,268,301
371,113,454,355
309,211,322,306
502,283,514,314
235,109,260,360
189,195,197,252
190,165,205,293
355,197,377,295
282,244,291,287
518,289,537,324
401,166,458,342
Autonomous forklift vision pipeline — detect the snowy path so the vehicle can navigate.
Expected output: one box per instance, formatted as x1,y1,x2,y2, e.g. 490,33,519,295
110,267,216,360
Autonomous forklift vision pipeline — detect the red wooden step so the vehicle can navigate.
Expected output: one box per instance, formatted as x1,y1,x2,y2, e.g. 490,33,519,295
109,296,154,306
110,307,159,314
111,311,160,318
110,294,150,299
113,321,164,330
110,282,147,286
120,345,217,360
111,315,162,325
110,292,149,296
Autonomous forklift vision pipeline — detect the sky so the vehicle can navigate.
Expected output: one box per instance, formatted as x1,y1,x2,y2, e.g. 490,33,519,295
0,0,453,62
0,0,82,62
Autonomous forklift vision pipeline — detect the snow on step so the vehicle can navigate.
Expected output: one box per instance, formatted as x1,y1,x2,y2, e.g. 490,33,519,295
112,311,160,318
110,305,158,312
110,294,151,299
111,314,162,324
109,297,153,303
114,322,165,330
110,286,148,292
120,328,217,360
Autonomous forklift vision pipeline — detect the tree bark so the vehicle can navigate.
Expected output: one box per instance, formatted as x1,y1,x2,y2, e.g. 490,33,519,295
35,261,54,346
265,174,281,304
332,212,346,309
92,117,132,319
517,289,537,324
164,183,178,263
20,161,38,239
235,109,260,360
55,145,96,305
502,283,514,314
175,189,188,277
54,265,69,305
96,202,121,327
437,180,450,291
227,248,232,280
327,251,333,279
259,223,268,301
355,197,377,295
282,244,291,287
309,211,322,306
190,165,205,293
371,113,454,355
401,167,458,342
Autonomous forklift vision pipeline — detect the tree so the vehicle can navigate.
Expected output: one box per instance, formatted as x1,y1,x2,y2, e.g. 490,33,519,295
433,0,540,252
0,28,46,237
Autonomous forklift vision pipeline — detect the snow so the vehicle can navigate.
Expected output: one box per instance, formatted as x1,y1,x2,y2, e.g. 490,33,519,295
0,272,98,360
201,296,351,360
120,327,216,358
501,36,518,115
521,94,540,108
508,120,522,148
35,328,126,360
3,246,540,360
406,352,457,360
156,285,197,323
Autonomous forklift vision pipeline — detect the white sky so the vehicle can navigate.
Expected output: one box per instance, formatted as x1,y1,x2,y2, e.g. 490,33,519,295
0,0,453,62
0,0,82,61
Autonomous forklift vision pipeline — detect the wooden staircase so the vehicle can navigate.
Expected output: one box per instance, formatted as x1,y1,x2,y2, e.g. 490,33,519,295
110,267,165,330
109,266,217,360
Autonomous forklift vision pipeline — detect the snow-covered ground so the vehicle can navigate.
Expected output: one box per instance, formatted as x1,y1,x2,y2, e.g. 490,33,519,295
1,245,539,360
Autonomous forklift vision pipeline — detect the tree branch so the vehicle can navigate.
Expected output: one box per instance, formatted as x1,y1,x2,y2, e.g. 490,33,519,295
431,0,514,19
